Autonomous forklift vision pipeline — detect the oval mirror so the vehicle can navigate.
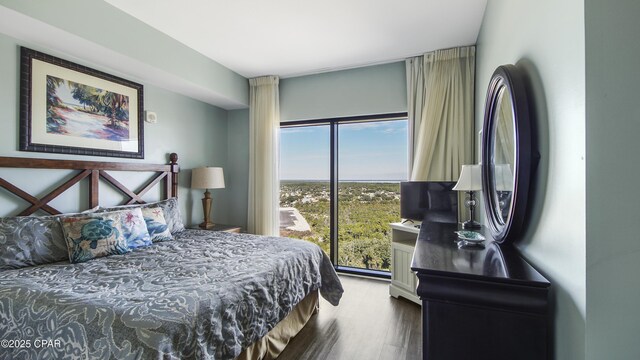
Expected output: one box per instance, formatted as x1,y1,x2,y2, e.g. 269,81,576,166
481,65,532,244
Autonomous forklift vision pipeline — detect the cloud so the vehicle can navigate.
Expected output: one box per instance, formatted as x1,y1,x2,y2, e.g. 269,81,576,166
340,120,407,134
281,128,314,134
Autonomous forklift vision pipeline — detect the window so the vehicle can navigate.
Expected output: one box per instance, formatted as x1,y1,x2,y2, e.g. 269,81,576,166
279,113,408,276
279,124,330,254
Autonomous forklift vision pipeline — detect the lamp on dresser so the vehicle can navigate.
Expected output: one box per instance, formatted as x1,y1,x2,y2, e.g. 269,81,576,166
453,164,482,229
191,167,225,229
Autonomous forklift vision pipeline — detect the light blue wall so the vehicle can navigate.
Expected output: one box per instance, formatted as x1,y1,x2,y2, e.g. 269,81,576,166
226,109,250,230
280,62,407,121
219,62,410,228
585,1,640,359
0,0,248,109
143,86,229,227
476,0,586,359
223,62,408,229
0,32,232,227
0,0,406,231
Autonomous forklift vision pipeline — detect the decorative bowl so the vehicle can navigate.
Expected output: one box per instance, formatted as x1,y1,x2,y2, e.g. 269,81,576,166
454,231,486,243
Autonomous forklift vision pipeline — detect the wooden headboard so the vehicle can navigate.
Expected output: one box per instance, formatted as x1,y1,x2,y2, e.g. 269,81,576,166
0,153,179,216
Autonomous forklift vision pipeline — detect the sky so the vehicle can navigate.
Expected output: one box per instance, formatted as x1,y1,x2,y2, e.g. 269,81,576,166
54,79,83,106
280,120,408,181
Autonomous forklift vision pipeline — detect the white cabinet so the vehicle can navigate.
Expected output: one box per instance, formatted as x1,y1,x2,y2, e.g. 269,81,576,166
389,222,421,305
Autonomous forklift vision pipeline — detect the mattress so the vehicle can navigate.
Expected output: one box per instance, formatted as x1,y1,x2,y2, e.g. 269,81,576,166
0,229,343,359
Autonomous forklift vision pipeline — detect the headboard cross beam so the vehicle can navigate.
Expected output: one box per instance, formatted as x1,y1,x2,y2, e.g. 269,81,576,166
21,169,91,216
0,177,61,215
99,170,169,206
0,153,179,216
133,172,169,204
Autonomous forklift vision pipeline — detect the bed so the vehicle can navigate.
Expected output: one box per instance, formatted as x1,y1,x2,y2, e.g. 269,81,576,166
0,154,343,359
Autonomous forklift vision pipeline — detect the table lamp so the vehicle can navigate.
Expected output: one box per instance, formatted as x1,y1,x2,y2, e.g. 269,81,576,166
453,164,482,229
191,167,225,229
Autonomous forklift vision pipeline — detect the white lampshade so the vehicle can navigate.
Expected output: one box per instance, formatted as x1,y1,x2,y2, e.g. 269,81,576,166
453,164,482,191
191,167,225,189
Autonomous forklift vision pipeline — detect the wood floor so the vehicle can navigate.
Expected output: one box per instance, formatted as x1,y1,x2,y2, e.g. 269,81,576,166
278,275,422,360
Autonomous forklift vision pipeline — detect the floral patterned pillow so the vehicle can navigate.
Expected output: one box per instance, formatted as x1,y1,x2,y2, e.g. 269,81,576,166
99,198,185,234
141,206,173,242
60,212,130,264
64,208,151,249
118,208,152,248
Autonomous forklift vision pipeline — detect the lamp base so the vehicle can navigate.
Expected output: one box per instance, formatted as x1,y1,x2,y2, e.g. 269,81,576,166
462,220,481,229
199,221,216,229
200,190,215,230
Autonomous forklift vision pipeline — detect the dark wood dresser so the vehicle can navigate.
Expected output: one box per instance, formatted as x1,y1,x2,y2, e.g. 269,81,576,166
410,222,550,360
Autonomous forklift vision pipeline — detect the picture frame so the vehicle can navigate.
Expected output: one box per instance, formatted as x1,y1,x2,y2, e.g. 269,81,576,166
20,47,144,159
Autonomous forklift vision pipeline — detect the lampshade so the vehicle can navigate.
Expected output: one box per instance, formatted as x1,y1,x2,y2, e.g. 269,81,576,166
453,164,482,191
191,167,225,189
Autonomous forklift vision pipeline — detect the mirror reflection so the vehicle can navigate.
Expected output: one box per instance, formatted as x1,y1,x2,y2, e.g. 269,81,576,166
491,86,515,225
481,64,532,244
483,243,508,278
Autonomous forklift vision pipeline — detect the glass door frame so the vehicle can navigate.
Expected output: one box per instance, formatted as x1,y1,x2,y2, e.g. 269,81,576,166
281,112,408,278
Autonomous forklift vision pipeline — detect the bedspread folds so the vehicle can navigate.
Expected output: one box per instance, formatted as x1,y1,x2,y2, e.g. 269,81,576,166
0,230,343,359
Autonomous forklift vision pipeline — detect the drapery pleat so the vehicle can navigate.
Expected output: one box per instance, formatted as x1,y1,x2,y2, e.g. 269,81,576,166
248,76,280,236
497,93,515,169
406,57,426,172
407,46,476,182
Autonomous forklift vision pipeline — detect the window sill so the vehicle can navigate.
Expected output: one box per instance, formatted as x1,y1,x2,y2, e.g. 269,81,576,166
336,266,391,279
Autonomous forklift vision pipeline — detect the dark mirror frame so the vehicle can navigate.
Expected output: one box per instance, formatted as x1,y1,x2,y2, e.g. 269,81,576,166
481,65,532,244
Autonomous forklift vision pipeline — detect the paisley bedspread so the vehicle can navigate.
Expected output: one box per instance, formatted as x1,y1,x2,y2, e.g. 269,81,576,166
0,230,343,359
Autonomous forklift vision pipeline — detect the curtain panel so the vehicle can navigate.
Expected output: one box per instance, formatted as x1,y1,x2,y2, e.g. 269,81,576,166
407,46,476,182
406,56,426,173
248,76,280,236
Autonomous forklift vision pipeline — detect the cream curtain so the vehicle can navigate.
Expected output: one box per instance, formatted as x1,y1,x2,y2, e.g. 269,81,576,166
408,46,475,181
248,76,280,236
406,57,426,172
496,93,515,169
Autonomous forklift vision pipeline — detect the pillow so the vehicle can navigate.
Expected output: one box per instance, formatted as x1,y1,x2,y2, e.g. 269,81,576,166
0,207,100,271
118,208,152,248
0,216,68,270
156,197,185,234
60,208,151,249
99,198,185,234
141,206,173,242
59,211,130,264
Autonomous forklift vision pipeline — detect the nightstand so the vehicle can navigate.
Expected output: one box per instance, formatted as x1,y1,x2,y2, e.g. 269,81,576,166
389,222,421,305
188,224,242,233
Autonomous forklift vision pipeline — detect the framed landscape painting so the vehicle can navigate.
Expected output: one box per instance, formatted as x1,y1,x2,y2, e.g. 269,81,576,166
20,47,144,158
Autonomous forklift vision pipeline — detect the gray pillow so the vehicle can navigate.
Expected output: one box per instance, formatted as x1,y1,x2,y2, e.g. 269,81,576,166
98,198,185,234
0,216,68,270
0,207,100,271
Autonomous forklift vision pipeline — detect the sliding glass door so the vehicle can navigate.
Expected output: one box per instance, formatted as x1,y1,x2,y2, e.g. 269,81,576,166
279,114,408,275
279,124,331,254
337,120,408,271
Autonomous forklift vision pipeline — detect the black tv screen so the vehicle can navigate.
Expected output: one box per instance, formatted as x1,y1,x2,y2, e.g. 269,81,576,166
400,181,458,223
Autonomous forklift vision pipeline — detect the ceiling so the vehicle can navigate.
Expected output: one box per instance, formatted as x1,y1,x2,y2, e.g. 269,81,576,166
104,0,487,79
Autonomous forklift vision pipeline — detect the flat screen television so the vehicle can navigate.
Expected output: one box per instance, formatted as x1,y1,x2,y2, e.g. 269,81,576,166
400,181,458,224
